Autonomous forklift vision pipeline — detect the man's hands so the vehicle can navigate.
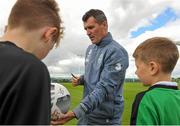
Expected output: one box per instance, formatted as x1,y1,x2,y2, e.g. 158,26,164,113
51,111,76,125
71,74,80,87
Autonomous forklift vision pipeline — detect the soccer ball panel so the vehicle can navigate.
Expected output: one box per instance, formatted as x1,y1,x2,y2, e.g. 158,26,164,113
51,83,71,119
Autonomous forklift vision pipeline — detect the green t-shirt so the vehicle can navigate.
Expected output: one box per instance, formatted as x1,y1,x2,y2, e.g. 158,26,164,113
130,84,180,125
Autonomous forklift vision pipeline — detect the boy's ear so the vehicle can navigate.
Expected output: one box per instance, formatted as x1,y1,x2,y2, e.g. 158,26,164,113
43,27,57,43
149,61,159,76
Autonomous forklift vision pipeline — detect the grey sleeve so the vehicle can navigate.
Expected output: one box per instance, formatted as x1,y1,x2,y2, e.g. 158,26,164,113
73,103,86,119
78,75,84,85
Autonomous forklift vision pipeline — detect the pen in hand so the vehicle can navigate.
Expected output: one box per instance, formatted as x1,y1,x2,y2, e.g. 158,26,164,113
71,73,77,79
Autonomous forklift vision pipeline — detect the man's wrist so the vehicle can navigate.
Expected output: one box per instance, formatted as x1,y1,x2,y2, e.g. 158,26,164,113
68,111,76,119
73,104,86,119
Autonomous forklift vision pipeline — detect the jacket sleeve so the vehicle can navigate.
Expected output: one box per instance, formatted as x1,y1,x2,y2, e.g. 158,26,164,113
73,47,129,118
78,75,85,85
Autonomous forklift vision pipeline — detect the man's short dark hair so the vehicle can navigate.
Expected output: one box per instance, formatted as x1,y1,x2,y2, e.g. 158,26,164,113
82,9,107,23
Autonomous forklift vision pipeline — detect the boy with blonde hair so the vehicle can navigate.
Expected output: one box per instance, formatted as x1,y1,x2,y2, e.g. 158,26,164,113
130,37,180,125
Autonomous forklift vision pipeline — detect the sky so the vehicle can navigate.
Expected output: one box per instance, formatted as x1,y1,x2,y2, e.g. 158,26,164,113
0,0,180,78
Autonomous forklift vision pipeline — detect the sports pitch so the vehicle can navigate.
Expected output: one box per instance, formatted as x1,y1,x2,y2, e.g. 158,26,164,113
62,82,147,125
62,82,180,125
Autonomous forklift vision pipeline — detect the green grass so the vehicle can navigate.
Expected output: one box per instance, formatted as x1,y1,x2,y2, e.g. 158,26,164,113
122,82,148,124
61,82,180,125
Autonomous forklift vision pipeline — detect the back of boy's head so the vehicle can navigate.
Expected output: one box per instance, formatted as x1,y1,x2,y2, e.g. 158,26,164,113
133,37,179,73
8,0,63,47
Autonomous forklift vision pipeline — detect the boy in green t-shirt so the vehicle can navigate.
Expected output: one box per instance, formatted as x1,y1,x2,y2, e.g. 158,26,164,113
130,37,180,125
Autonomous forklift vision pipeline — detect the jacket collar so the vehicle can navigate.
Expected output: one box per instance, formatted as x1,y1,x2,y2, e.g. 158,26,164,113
149,82,178,91
95,32,112,47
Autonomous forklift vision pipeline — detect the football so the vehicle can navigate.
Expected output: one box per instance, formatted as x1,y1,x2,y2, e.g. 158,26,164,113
51,83,71,119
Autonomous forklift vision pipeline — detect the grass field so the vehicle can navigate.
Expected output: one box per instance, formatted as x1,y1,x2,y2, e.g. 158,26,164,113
61,82,180,125
61,82,147,125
